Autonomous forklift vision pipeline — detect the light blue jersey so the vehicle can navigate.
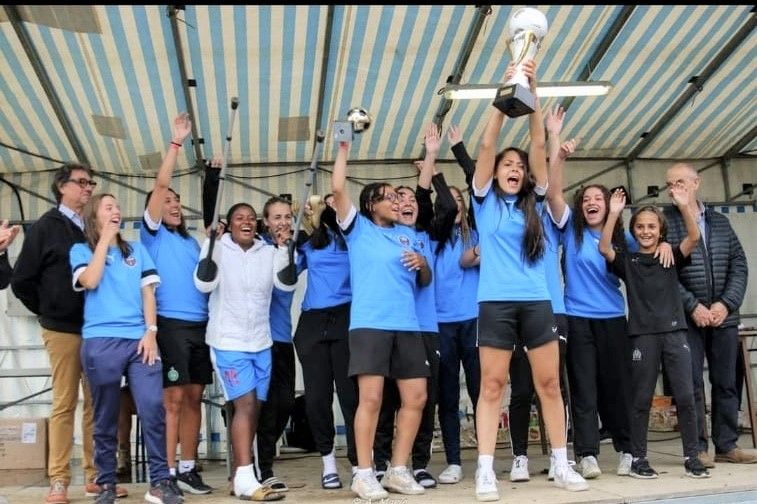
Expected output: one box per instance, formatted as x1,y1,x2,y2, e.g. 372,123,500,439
341,211,421,331
543,213,566,315
140,218,208,322
410,228,438,333
432,226,479,322
70,241,160,339
299,234,351,311
471,189,549,302
562,210,637,318
262,234,305,344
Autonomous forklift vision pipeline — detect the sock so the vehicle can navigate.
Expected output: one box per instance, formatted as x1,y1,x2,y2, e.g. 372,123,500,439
478,454,494,472
392,465,407,473
356,467,372,478
169,467,176,477
352,466,358,476
552,447,568,466
322,451,337,476
178,460,195,474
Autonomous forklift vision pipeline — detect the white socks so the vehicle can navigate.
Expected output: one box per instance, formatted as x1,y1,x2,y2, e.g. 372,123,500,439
178,459,195,474
552,447,568,467
322,451,337,476
478,454,494,472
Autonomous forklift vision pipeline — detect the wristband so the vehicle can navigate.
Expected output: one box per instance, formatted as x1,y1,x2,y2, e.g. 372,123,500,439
146,325,158,333
170,141,182,149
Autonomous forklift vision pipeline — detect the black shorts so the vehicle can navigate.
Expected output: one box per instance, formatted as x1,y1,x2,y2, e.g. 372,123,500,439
477,300,556,351
348,328,430,379
156,316,213,387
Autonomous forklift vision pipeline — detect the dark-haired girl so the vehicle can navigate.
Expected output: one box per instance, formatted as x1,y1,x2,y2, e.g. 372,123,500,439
471,60,587,502
293,195,358,489
194,202,293,502
599,187,707,480
332,140,431,501
141,113,212,494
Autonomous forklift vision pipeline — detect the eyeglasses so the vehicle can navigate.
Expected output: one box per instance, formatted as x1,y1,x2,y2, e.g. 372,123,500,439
376,192,398,203
67,178,97,188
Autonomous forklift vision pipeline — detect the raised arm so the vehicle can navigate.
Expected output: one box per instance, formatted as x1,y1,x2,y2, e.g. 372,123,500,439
669,185,700,257
599,189,626,263
416,123,441,230
331,142,353,222
447,125,475,187
545,106,569,219
145,113,192,222
527,63,548,189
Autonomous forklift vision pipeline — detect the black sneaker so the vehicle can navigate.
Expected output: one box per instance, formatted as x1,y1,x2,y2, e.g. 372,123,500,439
145,479,185,504
176,469,212,494
685,457,711,478
94,484,117,504
414,469,437,488
629,458,658,479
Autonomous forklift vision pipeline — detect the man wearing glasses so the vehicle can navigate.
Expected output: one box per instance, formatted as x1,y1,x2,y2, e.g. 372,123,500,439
12,163,127,503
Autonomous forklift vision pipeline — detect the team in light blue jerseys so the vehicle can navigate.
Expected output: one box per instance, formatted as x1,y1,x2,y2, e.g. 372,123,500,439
27,78,748,504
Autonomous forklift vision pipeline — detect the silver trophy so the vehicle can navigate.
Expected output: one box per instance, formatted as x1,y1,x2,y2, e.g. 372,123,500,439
333,107,372,143
493,7,549,118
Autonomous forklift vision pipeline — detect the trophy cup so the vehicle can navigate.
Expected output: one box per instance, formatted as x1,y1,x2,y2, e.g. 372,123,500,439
333,107,372,142
493,7,549,118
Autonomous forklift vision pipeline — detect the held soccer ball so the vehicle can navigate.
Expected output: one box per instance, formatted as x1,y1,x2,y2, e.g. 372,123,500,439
508,7,548,40
345,107,372,134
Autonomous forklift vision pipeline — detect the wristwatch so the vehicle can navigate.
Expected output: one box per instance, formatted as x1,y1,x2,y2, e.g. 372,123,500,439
146,325,158,333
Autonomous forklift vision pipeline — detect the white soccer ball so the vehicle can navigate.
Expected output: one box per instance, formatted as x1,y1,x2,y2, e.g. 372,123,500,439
346,107,372,133
508,7,548,39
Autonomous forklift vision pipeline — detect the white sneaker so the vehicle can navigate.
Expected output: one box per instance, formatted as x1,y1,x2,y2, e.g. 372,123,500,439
438,464,463,484
579,455,602,479
617,452,633,476
509,455,530,482
381,465,424,495
548,457,576,481
553,463,589,492
475,468,499,502
233,466,262,498
350,471,388,500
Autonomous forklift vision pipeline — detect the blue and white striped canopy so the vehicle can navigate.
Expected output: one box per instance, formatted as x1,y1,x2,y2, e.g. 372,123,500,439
0,5,755,220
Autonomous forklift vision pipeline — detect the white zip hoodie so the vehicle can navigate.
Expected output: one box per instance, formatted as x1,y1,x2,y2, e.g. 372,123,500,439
194,233,295,352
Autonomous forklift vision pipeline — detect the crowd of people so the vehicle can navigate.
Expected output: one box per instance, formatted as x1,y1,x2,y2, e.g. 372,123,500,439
1,59,754,504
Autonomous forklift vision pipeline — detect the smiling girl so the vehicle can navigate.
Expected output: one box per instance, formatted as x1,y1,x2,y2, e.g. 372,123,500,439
599,187,707,480
70,193,181,504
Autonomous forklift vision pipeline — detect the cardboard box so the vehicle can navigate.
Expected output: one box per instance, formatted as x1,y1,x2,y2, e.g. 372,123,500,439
0,468,47,486
0,417,47,470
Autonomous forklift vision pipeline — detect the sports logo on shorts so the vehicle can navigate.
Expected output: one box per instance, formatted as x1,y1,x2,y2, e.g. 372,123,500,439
632,348,642,361
124,255,137,267
167,366,180,382
224,369,240,387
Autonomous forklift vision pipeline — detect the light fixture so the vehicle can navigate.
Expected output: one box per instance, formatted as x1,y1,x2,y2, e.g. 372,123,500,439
442,81,613,100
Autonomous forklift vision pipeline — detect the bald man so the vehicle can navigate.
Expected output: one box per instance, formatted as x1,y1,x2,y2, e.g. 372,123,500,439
663,163,755,466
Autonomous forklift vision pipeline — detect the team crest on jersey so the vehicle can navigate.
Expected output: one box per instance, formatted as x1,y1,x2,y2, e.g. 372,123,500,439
124,255,137,267
398,235,411,248
415,239,425,251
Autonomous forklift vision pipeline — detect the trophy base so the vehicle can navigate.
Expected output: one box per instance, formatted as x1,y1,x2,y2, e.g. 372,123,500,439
493,84,535,118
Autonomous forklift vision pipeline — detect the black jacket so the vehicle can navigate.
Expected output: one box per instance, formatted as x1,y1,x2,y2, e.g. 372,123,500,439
0,252,10,290
11,208,86,333
663,204,748,328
